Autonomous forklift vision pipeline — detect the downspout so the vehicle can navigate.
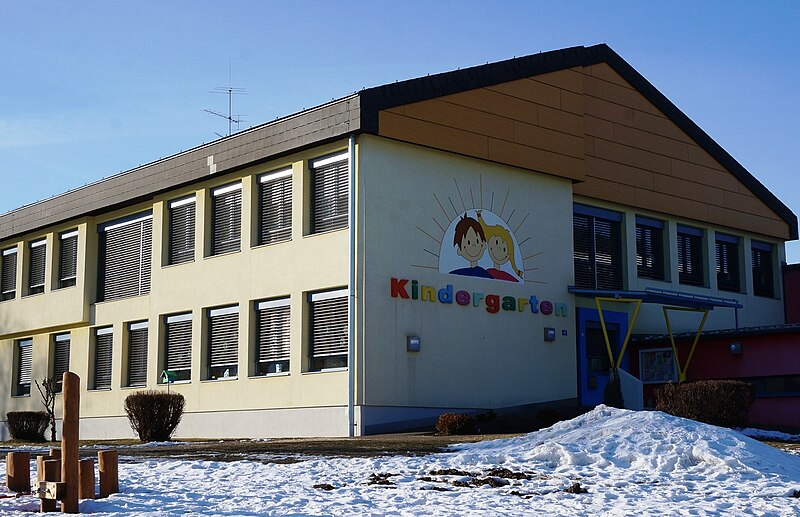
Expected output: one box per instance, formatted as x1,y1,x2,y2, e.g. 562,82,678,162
347,134,356,437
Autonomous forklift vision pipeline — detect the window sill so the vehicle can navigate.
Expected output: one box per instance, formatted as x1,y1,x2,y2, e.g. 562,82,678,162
11,394,31,398
201,376,239,383
162,259,195,269
205,249,241,259
159,380,191,386
251,238,292,250
54,284,77,292
303,367,348,375
122,385,147,390
88,388,112,392
250,372,290,379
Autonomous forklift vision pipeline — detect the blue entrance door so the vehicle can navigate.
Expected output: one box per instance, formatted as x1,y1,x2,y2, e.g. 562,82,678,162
576,307,628,407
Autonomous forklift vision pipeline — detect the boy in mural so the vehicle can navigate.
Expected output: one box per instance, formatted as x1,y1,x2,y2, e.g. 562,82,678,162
477,210,523,282
450,213,493,279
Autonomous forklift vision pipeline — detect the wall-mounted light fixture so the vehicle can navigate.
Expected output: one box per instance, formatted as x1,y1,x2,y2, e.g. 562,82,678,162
544,327,556,342
729,341,743,355
407,335,421,352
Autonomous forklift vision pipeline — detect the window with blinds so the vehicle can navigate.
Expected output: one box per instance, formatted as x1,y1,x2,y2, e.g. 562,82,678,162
168,196,196,265
715,234,740,292
207,306,238,379
635,217,665,281
258,169,292,245
127,321,148,387
27,239,47,295
98,213,153,302
255,298,290,375
752,241,774,298
677,226,704,287
211,183,242,255
573,205,623,290
310,152,348,234
15,338,32,396
2,247,18,301
93,327,113,390
308,289,348,371
58,230,78,289
53,333,71,393
164,313,192,382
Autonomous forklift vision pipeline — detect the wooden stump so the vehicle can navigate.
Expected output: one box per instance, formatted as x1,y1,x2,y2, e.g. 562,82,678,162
79,459,95,499
5,451,31,493
60,371,80,513
40,459,62,513
49,447,62,459
98,450,119,498
37,455,46,483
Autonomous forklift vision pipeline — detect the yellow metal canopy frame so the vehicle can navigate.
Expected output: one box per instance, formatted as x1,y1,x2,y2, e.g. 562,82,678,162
593,297,709,382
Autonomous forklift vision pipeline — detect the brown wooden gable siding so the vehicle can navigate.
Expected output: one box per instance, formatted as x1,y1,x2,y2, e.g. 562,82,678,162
377,64,790,240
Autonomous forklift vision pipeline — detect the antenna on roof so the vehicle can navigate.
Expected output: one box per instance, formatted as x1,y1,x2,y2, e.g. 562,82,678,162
203,59,247,137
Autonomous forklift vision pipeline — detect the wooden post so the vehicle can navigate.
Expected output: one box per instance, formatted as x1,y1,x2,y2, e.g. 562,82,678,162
60,371,80,513
40,459,61,513
37,455,46,483
50,447,62,459
98,450,119,498
5,451,31,493
78,459,95,500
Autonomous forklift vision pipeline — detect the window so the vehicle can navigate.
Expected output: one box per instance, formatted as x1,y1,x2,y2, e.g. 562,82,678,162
98,212,153,302
751,241,775,298
310,152,349,233
127,321,148,387
207,306,238,379
715,233,740,292
211,183,242,255
745,375,800,397
58,230,78,288
308,288,348,371
26,239,47,295
573,205,623,290
2,247,18,301
164,313,192,382
677,225,704,287
93,327,113,390
52,333,71,393
168,196,196,265
635,217,665,281
14,338,32,396
258,169,292,245
255,298,290,375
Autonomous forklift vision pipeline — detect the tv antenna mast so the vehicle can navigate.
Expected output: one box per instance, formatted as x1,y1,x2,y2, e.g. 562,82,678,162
203,61,247,138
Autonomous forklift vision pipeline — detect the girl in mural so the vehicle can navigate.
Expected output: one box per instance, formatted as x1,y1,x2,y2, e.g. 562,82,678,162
476,210,523,282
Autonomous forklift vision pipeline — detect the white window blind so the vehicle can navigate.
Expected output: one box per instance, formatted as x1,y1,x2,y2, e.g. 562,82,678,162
308,289,348,370
1,247,17,301
207,306,238,379
16,338,32,396
168,196,196,265
28,239,46,295
94,327,113,390
98,213,153,302
53,333,71,392
258,169,292,245
58,230,78,288
310,153,348,234
256,298,290,375
211,183,242,255
127,321,148,387
165,313,192,381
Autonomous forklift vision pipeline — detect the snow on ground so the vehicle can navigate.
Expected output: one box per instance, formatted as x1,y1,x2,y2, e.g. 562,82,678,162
2,406,800,516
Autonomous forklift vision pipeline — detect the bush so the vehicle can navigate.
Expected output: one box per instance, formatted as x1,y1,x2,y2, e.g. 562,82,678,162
6,411,49,442
655,380,755,428
124,390,186,442
435,413,477,436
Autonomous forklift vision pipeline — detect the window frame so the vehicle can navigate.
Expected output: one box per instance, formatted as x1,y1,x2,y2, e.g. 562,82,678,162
308,288,348,372
1,246,18,301
27,238,47,295
58,230,78,289
310,152,349,234
751,240,775,298
677,225,705,287
92,327,113,390
126,321,149,387
210,183,242,256
167,196,197,265
97,212,153,302
164,312,193,382
715,233,741,293
14,338,33,397
257,168,293,245
254,297,291,376
635,216,666,281
206,305,239,380
52,332,71,393
572,204,624,290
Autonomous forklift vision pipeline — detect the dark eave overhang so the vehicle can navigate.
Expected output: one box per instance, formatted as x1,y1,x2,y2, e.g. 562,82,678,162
2,44,796,242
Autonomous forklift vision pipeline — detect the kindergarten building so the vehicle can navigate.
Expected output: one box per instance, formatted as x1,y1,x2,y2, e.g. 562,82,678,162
1,44,796,439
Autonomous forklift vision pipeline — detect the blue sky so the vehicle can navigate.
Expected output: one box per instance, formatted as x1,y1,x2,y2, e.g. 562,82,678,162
1,1,798,261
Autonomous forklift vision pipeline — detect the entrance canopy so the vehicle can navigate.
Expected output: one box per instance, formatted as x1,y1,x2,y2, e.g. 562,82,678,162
569,286,743,383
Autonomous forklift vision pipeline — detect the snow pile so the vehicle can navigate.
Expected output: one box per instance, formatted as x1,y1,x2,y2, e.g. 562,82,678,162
2,406,799,515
